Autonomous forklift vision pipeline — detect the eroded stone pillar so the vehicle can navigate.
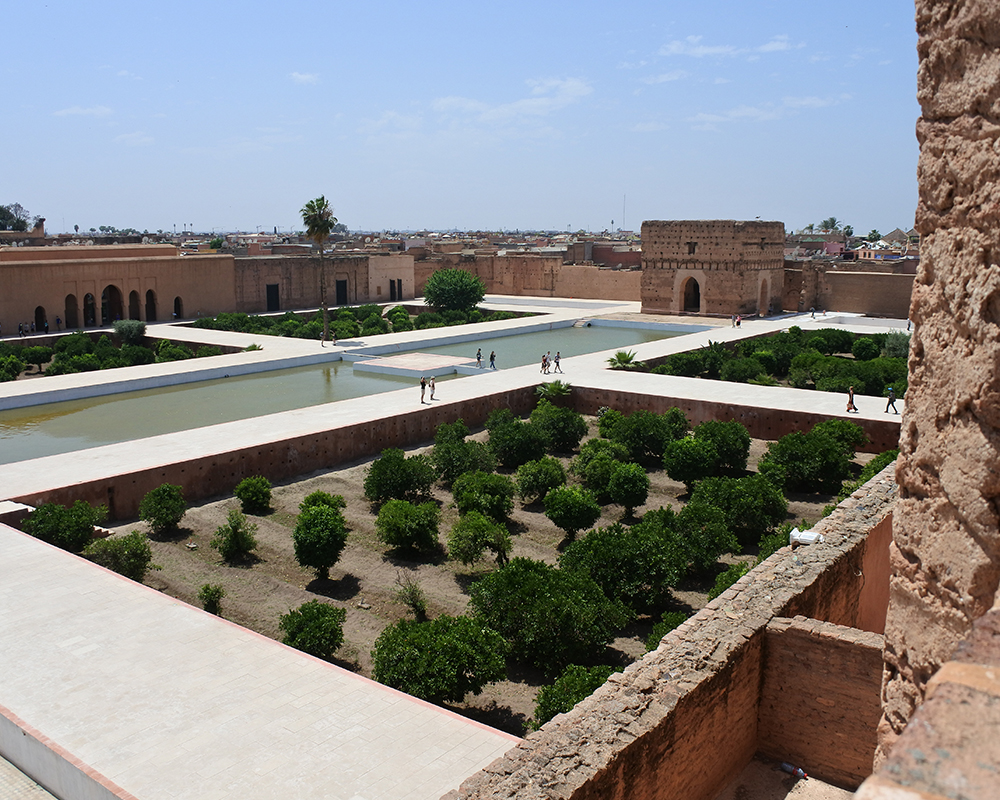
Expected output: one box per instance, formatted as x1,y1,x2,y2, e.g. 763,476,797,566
878,0,1000,763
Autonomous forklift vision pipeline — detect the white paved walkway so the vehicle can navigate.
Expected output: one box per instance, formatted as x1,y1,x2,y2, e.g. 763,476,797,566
0,525,517,800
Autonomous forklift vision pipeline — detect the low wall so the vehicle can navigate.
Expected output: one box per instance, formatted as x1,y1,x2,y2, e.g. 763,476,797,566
572,385,901,453
449,468,896,800
758,617,884,789
12,386,538,521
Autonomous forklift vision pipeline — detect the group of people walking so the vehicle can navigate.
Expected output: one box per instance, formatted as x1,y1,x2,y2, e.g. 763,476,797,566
847,385,899,414
540,351,561,374
475,348,496,369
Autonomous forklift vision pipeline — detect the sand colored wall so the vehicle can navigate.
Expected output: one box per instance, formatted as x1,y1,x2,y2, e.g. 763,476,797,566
758,617,884,790
783,263,915,317
877,0,1000,761
640,220,786,316
368,254,415,303
0,244,177,263
0,252,236,330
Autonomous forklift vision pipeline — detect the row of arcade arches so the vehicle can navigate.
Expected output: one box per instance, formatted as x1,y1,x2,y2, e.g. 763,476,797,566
32,288,186,330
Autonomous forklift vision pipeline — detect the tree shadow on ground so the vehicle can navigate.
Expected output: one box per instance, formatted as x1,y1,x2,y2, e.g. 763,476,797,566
449,700,528,738
382,542,448,567
307,573,362,601
222,552,263,569
151,525,193,544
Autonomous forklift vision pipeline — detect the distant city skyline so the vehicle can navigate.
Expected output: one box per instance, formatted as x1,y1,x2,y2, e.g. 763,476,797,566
6,0,919,236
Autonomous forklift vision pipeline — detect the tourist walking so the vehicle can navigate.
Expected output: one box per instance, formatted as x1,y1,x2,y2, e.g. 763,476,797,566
476,348,483,368
553,351,562,373
846,385,858,414
55,316,61,331
44,320,49,334
489,351,496,369
429,376,436,400
735,315,741,328
540,353,547,373
18,323,23,338
420,376,427,404
885,387,898,414
731,314,736,327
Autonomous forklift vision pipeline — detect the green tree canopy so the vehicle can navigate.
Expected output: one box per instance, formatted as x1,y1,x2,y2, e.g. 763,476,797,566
300,195,338,342
279,600,347,661
293,505,349,580
422,268,486,312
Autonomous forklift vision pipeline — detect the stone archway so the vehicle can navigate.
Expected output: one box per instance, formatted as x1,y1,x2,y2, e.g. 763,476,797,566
145,290,157,322
34,306,46,332
64,294,79,330
101,285,124,326
173,296,184,320
682,277,701,313
83,293,97,327
129,291,141,320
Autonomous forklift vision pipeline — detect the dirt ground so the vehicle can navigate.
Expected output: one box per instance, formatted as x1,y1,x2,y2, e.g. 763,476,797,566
109,420,863,737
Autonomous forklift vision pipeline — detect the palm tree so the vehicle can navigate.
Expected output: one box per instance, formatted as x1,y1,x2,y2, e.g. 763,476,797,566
300,196,338,343
606,350,646,371
819,217,842,232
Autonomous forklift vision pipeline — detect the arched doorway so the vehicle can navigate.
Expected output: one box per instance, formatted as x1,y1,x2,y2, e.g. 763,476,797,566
101,285,124,326
759,280,770,315
682,277,701,313
65,294,79,330
129,291,141,320
173,296,184,320
34,306,46,332
145,290,157,322
83,293,97,327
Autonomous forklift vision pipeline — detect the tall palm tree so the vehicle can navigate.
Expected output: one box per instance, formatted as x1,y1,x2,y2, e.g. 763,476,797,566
300,196,338,343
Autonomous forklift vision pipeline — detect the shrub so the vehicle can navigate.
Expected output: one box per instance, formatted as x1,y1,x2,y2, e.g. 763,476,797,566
431,422,496,486
198,583,226,614
54,331,93,357
580,454,624,503
84,530,155,582
645,611,691,651
452,471,516,521
838,449,899,500
299,490,347,513
812,418,868,453
0,354,24,381
530,400,588,452
606,350,645,371
469,558,631,675
363,448,436,503
662,436,719,492
671,501,738,572
607,462,650,515
486,414,547,469
448,511,512,566
22,501,107,552
233,475,271,514
720,357,766,383
375,499,440,552
195,345,222,358
22,346,53,373
422,268,486,312
882,331,911,359
852,336,880,361
693,420,751,474
707,561,752,600
210,509,259,561
535,380,572,403
600,408,688,465
544,486,602,539
361,313,389,336
293,505,349,580
659,351,704,377
815,328,855,354
691,474,788,549
559,522,687,611
279,600,347,661
572,438,630,475
113,319,146,345
531,664,621,730
394,572,428,620
516,456,567,504
138,483,186,535
371,615,508,703
758,428,857,494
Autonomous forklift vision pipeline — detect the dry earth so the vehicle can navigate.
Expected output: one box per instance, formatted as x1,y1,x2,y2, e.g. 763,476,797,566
107,420,866,736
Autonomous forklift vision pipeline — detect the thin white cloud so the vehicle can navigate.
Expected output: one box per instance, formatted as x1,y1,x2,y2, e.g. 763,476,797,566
54,105,112,117
114,131,154,147
433,78,592,126
690,93,849,130
290,72,319,85
631,121,669,133
642,70,688,85
660,34,804,59
783,95,834,109
358,110,422,135
714,77,731,84
117,70,142,80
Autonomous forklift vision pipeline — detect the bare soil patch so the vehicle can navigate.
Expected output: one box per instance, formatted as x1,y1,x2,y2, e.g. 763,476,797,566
110,420,867,736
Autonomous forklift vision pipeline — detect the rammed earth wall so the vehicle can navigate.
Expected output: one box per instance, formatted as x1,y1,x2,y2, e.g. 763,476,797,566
446,467,896,800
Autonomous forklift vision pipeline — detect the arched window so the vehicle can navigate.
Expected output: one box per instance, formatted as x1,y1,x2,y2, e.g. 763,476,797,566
128,290,140,320
173,296,184,320
145,290,157,322
682,277,701,313
101,285,124,326
64,294,79,330
83,293,97,327
34,306,47,332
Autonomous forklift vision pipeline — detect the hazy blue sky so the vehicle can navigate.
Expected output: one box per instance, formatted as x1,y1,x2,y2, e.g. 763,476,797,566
5,1,919,235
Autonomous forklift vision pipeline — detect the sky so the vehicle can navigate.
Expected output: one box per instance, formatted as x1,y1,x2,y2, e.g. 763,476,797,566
3,0,920,235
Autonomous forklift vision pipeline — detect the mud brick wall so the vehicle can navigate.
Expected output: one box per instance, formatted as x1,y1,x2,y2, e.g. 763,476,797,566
448,467,896,800
878,0,1000,761
758,617,884,790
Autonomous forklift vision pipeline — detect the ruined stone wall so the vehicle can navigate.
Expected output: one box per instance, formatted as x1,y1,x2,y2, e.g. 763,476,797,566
640,220,785,316
234,254,370,312
877,0,1000,761
783,263,914,317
